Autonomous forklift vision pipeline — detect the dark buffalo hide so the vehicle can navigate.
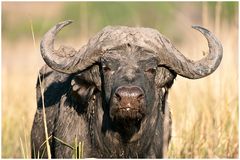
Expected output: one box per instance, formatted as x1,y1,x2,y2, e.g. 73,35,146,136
31,20,222,158
31,53,174,158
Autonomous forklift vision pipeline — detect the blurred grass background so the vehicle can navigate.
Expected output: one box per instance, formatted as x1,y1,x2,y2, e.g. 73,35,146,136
2,2,238,158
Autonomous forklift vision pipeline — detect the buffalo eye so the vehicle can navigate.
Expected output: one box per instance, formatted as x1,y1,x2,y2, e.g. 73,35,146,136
102,64,111,72
145,67,157,75
101,57,120,74
102,63,116,75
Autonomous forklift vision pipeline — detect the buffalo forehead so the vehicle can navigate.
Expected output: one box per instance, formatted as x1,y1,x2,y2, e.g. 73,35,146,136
98,26,166,54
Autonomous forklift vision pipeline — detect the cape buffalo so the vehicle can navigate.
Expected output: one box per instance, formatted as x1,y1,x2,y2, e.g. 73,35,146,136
31,20,222,158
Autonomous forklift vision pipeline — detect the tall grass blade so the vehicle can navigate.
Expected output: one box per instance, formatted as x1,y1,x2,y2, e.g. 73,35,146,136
20,137,26,159
31,17,52,158
23,121,29,158
38,72,51,158
29,19,36,50
81,141,84,158
53,136,74,150
32,142,36,159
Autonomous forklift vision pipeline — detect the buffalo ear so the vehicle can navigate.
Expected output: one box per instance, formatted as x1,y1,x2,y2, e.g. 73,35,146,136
155,67,176,89
70,65,101,113
71,76,96,106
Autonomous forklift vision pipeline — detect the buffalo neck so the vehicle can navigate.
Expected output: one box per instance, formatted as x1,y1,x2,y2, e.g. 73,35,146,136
89,91,161,158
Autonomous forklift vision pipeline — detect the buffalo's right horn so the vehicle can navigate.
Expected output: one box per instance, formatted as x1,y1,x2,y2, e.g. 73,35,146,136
158,25,223,79
40,20,103,74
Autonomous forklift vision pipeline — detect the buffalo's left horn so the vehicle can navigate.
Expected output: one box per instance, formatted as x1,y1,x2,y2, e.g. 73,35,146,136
158,25,223,79
40,20,103,74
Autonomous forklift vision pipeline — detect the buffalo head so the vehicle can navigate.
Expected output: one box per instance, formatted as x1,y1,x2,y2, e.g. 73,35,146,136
39,20,222,156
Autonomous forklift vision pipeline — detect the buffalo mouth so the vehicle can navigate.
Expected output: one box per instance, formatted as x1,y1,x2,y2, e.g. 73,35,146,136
112,106,145,121
109,102,146,125
109,104,146,139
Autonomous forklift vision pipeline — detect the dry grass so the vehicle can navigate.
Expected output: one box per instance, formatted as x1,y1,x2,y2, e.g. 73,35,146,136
2,4,238,158
2,39,41,158
167,17,238,158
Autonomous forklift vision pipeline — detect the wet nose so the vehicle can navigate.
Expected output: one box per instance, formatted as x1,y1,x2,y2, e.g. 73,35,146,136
114,86,144,108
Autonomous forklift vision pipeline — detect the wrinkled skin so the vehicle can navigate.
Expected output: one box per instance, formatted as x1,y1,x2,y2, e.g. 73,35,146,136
31,44,175,158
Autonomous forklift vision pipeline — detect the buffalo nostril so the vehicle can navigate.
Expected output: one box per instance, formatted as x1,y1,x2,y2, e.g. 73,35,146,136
137,94,144,101
115,92,122,101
